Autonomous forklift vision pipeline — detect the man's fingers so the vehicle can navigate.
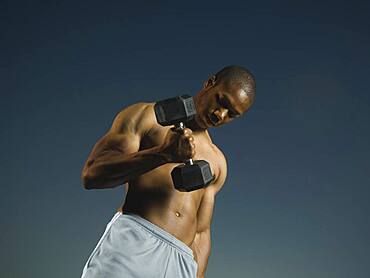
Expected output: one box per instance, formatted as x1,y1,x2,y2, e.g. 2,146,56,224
183,128,192,136
171,126,183,134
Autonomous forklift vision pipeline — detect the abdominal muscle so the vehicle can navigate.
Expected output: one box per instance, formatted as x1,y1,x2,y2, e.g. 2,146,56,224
120,163,205,246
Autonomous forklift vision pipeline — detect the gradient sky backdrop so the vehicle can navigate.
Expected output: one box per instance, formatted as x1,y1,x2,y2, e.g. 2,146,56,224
2,1,370,277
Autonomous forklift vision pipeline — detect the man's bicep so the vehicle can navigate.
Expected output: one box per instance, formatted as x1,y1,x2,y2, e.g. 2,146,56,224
92,129,141,160
82,131,140,176
86,103,150,161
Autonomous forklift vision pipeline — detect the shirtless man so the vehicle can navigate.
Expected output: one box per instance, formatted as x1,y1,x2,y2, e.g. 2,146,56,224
80,65,256,278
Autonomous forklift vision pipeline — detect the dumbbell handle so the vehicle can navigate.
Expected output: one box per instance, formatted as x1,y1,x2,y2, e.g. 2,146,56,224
177,122,194,165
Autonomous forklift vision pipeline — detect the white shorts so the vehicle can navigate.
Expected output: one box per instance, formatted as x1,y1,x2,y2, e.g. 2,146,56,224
81,212,198,278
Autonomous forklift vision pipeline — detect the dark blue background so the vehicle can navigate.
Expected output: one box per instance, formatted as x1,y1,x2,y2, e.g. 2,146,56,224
2,1,370,277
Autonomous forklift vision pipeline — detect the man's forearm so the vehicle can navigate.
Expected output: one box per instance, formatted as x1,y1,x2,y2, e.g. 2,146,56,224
82,146,169,189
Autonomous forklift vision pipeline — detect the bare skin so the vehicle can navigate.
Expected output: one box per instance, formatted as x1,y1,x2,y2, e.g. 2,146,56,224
81,75,255,278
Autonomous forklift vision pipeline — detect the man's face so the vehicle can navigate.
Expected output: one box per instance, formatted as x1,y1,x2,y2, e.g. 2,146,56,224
194,79,254,129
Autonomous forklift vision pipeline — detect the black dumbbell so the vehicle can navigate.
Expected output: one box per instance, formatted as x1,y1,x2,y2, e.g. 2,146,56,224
154,95,214,192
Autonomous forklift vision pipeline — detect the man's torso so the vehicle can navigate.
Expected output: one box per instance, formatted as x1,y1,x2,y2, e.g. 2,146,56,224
119,103,227,246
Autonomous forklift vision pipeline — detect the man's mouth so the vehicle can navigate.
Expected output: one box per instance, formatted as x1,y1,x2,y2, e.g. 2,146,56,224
208,113,218,126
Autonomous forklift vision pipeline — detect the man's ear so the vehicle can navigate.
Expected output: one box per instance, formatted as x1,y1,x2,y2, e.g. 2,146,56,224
203,75,216,89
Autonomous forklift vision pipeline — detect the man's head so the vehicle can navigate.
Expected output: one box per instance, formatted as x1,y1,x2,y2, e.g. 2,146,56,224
193,65,256,129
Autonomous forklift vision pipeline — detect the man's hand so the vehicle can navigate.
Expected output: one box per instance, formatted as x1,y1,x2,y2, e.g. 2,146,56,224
161,127,196,163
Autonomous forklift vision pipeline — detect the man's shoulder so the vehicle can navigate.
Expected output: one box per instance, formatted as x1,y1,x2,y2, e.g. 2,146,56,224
111,102,156,135
210,142,227,175
214,144,227,169
118,102,154,116
206,142,227,194
206,132,227,165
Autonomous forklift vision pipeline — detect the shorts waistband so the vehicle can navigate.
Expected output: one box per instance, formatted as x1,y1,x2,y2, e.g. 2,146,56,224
118,212,194,259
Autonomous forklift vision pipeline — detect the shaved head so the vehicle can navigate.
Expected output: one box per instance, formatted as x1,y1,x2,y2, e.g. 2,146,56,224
192,65,256,130
214,65,256,103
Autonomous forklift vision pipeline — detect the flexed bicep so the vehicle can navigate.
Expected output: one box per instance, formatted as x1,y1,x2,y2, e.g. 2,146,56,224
81,103,168,189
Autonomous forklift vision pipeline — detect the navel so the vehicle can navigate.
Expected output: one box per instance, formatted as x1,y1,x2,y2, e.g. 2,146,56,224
175,211,181,217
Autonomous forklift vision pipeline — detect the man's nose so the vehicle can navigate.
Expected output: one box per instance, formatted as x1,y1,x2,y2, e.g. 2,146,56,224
214,108,228,122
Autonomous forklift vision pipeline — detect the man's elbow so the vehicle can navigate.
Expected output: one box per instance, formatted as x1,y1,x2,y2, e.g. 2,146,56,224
81,161,102,189
81,165,99,190
81,172,95,190
81,171,125,190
